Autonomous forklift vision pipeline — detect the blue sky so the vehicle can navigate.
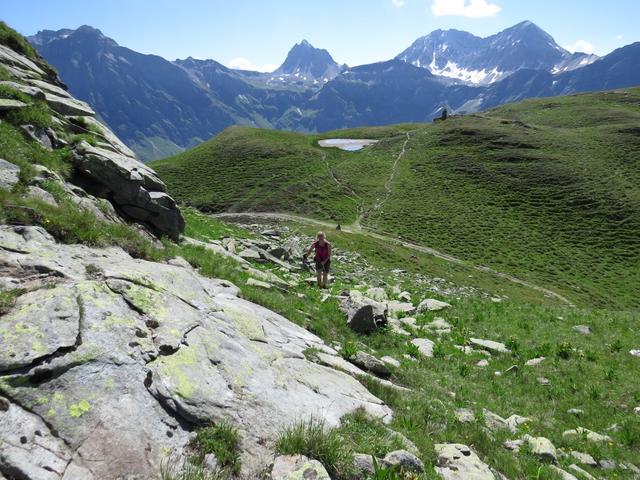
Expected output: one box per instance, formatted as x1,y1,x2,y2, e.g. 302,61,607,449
3,0,638,71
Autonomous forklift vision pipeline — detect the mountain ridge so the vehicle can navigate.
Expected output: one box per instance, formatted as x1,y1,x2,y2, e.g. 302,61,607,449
395,20,598,85
28,22,639,161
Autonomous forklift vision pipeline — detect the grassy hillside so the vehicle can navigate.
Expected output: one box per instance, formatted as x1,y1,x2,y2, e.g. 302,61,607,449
151,125,413,222
151,89,640,309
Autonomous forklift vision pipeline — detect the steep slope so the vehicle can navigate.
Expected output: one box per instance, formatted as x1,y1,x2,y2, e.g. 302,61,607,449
29,26,261,160
174,56,310,127
396,20,598,84
0,22,183,239
152,89,640,308
297,60,478,131
466,43,640,111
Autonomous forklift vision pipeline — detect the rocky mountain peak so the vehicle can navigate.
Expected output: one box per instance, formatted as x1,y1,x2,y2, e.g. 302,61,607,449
395,20,596,85
275,39,341,80
30,25,118,49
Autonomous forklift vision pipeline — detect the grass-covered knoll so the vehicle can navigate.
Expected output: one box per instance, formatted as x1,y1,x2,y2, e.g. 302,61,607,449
373,90,640,309
151,125,410,222
152,89,640,309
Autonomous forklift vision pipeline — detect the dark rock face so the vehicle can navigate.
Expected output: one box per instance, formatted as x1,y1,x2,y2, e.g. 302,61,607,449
340,291,388,334
275,39,342,80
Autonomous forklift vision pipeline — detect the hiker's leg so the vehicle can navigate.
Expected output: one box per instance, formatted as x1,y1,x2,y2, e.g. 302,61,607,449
322,259,330,288
316,269,322,288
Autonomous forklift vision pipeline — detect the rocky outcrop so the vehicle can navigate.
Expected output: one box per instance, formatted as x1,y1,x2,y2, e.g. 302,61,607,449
72,141,184,239
271,455,331,480
0,226,392,478
340,290,388,334
0,159,20,190
0,40,184,240
434,444,495,479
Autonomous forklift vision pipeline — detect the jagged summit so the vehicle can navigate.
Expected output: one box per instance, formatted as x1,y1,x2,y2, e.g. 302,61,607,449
396,20,598,85
275,39,342,81
29,25,118,48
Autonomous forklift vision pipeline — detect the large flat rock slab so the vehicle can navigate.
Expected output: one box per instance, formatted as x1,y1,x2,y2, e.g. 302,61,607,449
0,285,80,372
0,225,392,478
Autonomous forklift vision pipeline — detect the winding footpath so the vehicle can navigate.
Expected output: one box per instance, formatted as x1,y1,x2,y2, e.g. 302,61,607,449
215,131,574,306
211,211,575,306
355,132,411,227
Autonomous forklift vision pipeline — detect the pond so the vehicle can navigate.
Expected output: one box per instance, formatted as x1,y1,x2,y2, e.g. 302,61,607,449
318,138,379,151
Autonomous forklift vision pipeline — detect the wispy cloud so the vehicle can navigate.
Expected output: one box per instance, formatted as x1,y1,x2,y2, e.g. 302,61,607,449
563,39,595,54
616,35,624,41
391,0,405,6
227,57,278,72
431,0,501,17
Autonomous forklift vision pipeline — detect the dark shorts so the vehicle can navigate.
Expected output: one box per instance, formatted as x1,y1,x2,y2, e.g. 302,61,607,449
315,259,331,273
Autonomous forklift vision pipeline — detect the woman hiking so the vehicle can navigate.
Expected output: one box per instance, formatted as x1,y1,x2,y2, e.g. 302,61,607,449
304,231,332,288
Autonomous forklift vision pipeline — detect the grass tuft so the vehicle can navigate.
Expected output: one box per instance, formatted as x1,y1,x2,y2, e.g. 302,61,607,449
275,417,355,480
5,101,53,129
0,21,38,60
190,422,241,475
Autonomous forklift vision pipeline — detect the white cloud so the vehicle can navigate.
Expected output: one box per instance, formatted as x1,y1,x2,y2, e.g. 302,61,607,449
616,35,624,41
391,0,405,6
563,40,595,54
227,57,278,72
431,0,501,17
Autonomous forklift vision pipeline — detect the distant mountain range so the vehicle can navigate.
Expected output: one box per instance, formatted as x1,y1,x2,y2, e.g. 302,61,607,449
396,21,598,84
29,22,640,161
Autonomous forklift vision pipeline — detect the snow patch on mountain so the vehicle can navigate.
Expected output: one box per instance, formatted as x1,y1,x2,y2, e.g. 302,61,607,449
427,53,504,84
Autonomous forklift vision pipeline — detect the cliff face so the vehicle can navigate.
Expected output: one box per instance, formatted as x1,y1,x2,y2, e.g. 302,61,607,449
0,38,184,240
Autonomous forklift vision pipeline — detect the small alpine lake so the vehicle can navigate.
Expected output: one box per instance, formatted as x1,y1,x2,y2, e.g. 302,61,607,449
317,138,379,151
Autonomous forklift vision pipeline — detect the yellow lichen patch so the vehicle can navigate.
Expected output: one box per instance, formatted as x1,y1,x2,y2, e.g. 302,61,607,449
68,399,91,418
226,361,254,393
30,340,48,356
117,271,158,290
52,392,66,402
102,314,137,329
64,345,103,365
14,323,38,335
222,302,266,342
154,346,198,398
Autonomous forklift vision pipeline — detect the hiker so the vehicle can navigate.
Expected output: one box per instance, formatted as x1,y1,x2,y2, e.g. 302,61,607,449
304,231,332,288
336,223,341,231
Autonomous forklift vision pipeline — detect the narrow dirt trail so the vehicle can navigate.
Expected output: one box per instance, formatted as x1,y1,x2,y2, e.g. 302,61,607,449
211,211,575,306
354,131,410,228
321,151,365,228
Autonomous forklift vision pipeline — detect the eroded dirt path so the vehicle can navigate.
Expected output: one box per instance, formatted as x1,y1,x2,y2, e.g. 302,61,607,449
355,131,410,228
